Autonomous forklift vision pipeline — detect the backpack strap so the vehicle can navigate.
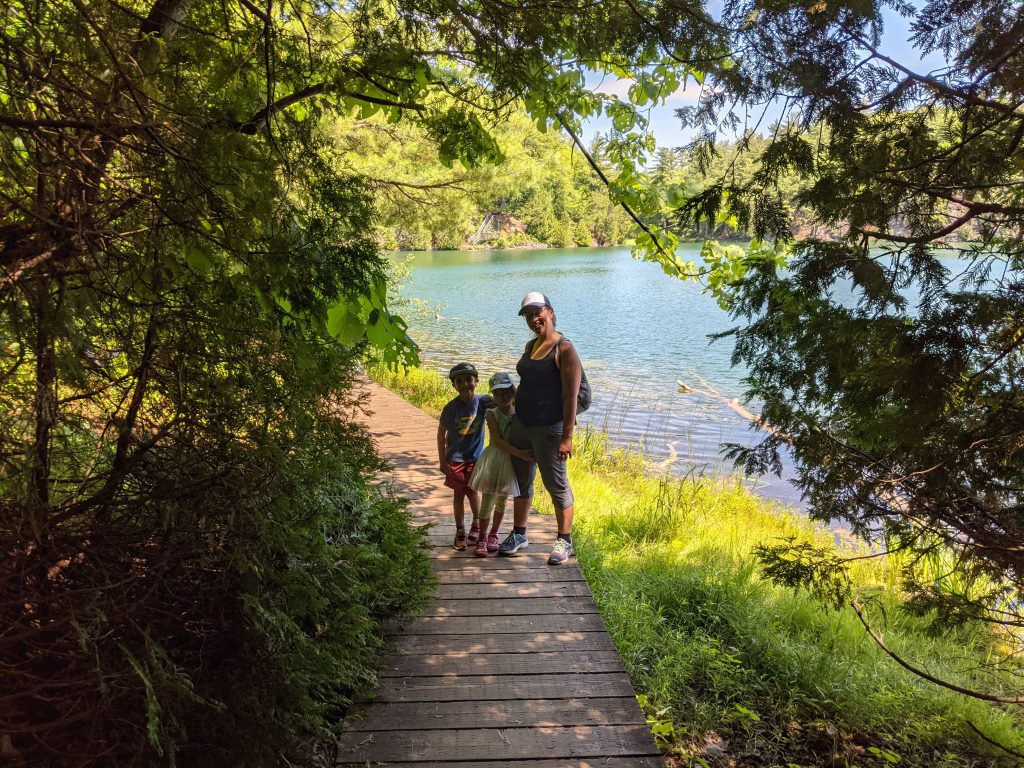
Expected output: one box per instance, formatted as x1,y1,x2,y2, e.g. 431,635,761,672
554,333,571,368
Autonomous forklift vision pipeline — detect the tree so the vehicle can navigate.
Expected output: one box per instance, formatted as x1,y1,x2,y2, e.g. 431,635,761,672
650,0,1024,711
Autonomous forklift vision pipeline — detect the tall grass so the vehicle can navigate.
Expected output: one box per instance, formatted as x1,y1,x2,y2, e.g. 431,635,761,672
369,363,1023,767
365,361,452,417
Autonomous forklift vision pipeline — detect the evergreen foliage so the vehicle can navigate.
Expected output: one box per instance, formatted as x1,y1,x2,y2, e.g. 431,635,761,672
647,0,1024,707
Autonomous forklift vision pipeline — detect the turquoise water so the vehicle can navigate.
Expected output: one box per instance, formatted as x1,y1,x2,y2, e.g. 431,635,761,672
393,245,801,505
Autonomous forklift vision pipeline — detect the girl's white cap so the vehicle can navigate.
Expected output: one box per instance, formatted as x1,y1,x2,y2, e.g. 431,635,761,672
488,372,515,391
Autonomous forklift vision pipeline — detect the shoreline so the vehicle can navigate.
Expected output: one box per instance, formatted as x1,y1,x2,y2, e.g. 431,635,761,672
397,348,806,509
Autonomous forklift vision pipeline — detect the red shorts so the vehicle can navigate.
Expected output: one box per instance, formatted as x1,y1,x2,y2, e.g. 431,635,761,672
443,461,476,493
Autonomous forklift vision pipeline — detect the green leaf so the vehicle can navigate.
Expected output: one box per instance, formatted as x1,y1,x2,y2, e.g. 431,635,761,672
326,300,365,345
184,246,213,274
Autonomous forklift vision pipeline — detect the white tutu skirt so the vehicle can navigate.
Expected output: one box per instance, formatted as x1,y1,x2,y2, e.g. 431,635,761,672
469,446,520,496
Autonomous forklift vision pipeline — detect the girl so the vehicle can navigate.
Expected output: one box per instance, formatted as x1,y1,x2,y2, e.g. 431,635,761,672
468,372,532,556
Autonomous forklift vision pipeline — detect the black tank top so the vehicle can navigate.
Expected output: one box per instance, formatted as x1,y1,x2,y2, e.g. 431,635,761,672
516,337,563,426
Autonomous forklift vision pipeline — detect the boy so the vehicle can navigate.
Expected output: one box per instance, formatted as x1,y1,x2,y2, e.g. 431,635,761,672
437,363,493,550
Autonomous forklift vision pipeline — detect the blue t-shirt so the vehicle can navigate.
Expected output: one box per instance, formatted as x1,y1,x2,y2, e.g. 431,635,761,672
440,394,493,463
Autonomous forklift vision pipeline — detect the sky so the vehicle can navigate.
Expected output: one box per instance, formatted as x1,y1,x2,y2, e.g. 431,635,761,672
580,4,948,150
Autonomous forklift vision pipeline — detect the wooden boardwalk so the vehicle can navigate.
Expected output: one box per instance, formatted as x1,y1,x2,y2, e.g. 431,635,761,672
337,380,663,767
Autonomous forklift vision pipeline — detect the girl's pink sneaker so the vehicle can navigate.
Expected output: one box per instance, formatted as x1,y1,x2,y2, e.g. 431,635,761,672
474,537,489,557
486,533,500,553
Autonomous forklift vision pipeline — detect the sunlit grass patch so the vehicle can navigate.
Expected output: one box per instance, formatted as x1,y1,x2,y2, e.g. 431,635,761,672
365,361,452,417
573,469,1022,766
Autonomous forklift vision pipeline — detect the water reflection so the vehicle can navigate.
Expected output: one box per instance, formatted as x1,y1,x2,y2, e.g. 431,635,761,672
396,246,803,508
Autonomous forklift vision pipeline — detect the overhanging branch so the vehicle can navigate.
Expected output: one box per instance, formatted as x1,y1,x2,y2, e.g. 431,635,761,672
556,115,680,270
852,598,1024,704
0,116,166,134
851,32,1024,119
857,206,980,244
236,83,425,134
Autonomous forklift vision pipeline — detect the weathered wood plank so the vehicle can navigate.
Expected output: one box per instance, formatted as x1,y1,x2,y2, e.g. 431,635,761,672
422,597,599,617
424,525,558,542
375,672,635,702
434,567,587,584
401,613,606,635
381,650,625,677
429,550,579,567
389,631,618,656
344,697,647,731
337,724,661,762
436,581,593,599
338,759,665,768
339,760,662,768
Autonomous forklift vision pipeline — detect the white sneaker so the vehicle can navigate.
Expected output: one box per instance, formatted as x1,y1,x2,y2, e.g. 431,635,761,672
547,538,574,565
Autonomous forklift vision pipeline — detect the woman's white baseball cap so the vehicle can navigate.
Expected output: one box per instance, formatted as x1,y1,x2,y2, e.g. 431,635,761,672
518,291,552,315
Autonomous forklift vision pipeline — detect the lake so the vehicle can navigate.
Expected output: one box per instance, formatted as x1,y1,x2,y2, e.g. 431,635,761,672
392,245,804,507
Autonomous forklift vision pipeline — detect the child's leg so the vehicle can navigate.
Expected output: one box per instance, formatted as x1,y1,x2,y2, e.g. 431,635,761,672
485,494,507,553
490,494,508,535
466,488,481,531
475,493,497,556
452,489,468,550
467,488,481,542
452,488,467,530
477,493,497,530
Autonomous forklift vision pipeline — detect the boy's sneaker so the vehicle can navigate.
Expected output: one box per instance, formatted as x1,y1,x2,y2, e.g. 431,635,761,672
547,538,574,565
486,532,500,553
474,537,489,557
467,524,480,544
453,530,467,551
498,531,529,556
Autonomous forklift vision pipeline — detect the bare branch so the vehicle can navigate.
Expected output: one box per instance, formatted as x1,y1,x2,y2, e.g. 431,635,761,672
0,116,166,134
852,599,1024,704
851,32,1024,119
236,82,425,134
557,115,681,270
966,722,1024,760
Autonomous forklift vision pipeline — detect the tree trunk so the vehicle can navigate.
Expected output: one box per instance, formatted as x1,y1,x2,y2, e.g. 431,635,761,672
27,282,61,544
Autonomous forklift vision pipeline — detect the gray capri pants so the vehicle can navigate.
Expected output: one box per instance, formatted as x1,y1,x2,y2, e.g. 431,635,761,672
508,416,575,510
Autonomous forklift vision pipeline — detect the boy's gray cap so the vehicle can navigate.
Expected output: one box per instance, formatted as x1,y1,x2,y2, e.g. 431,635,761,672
448,362,478,380
518,291,552,315
488,372,515,391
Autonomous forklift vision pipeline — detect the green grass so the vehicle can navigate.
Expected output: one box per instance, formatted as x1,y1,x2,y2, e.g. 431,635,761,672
366,361,452,417
368,363,1023,767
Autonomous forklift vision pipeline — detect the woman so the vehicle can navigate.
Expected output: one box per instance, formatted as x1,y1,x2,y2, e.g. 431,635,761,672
498,291,582,565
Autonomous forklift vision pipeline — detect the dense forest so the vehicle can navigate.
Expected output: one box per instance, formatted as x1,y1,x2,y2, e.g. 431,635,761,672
347,118,955,251
342,120,827,250
333,113,635,249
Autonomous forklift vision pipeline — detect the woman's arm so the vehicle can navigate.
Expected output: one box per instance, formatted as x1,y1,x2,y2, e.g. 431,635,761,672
557,339,582,458
486,410,532,460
